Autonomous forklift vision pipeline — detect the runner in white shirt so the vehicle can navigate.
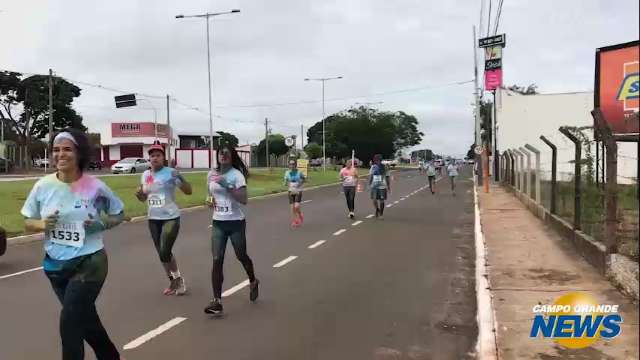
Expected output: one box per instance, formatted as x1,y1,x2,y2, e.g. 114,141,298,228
204,145,259,316
447,162,459,195
426,161,438,194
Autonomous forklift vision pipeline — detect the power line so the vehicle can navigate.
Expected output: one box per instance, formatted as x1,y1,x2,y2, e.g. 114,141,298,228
493,0,505,35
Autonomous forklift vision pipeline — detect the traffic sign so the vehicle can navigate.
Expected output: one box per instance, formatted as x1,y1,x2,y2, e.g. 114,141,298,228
478,34,506,48
115,94,137,108
285,137,295,147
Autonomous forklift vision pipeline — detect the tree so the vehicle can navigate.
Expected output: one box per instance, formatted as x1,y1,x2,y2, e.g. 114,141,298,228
0,71,86,168
507,83,538,95
257,133,288,158
304,142,322,159
466,144,476,160
306,106,424,165
214,131,239,150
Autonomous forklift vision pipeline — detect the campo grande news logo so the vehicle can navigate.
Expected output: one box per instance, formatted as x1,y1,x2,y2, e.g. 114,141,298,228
617,61,639,112
529,292,623,349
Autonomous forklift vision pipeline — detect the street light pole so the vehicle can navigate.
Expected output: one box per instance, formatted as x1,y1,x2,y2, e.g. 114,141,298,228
304,76,342,172
176,9,240,169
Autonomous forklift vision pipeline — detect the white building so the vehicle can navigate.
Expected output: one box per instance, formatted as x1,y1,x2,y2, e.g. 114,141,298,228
495,89,637,184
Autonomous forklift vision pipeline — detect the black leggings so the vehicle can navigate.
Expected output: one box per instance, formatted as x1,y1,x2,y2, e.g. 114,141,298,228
45,250,120,360
211,220,256,299
148,218,181,263
343,186,356,212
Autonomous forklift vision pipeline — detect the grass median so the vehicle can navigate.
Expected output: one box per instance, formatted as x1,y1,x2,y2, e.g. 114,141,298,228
0,168,340,238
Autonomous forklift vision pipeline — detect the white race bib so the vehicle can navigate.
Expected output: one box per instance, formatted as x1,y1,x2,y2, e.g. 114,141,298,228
49,222,85,248
148,194,166,208
214,200,232,215
373,175,383,183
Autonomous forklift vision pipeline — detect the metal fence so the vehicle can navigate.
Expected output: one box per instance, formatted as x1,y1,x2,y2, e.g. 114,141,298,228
499,121,638,262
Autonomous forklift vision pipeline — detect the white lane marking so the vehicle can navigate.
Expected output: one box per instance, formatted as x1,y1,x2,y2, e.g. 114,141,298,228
366,214,375,219
393,201,399,204
301,200,313,204
273,256,298,268
386,204,394,208
352,220,363,226
0,266,43,280
123,317,187,350
333,229,347,236
308,240,326,249
222,279,250,297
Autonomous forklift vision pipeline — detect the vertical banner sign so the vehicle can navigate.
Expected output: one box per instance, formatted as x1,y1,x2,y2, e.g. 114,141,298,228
595,41,640,134
485,69,503,91
297,159,309,177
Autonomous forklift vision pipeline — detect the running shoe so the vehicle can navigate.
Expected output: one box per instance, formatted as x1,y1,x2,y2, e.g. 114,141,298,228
349,212,355,219
174,277,187,296
250,279,260,302
163,278,177,296
204,298,223,315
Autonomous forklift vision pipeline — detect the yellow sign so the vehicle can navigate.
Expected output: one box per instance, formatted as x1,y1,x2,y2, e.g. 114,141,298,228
297,159,309,177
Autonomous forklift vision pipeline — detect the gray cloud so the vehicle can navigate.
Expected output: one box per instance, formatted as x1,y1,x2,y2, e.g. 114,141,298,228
1,0,637,156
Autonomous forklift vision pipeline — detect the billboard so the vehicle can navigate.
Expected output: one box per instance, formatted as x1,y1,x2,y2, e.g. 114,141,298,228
111,122,170,138
595,40,639,134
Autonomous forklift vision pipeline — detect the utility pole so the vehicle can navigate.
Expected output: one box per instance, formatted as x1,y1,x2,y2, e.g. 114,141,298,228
264,117,269,168
300,124,304,150
48,69,54,144
166,94,172,166
493,90,499,181
473,26,483,186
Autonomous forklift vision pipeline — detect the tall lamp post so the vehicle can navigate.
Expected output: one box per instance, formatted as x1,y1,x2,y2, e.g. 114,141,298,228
304,76,342,172
176,9,240,169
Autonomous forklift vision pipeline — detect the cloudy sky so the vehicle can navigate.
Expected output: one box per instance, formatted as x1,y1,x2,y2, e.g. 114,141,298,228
1,0,638,157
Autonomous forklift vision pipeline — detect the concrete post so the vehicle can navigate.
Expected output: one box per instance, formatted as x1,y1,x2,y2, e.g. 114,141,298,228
525,144,541,204
512,149,523,192
520,147,532,198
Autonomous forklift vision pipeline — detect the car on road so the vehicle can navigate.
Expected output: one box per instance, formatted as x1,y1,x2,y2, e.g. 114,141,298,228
382,159,398,168
111,157,150,174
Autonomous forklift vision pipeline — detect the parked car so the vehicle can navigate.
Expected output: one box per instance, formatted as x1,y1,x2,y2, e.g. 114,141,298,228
88,160,103,171
0,157,14,171
381,159,398,168
111,157,150,174
309,158,323,167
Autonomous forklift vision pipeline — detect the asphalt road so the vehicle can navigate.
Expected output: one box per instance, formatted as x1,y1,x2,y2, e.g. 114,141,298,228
0,168,477,360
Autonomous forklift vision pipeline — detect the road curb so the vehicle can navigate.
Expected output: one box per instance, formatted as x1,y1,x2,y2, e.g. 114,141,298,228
473,184,499,359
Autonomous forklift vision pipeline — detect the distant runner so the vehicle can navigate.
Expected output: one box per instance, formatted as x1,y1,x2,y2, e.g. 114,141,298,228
340,160,359,219
205,145,259,315
426,161,437,194
447,162,459,195
284,160,306,227
21,129,125,359
135,142,192,296
0,225,6,256
369,154,391,219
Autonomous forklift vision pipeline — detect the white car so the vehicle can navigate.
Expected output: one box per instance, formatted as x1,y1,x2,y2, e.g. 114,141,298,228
381,159,398,168
111,157,150,174
33,158,50,168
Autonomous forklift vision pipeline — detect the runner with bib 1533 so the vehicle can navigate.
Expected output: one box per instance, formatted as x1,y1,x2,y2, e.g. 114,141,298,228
21,128,126,360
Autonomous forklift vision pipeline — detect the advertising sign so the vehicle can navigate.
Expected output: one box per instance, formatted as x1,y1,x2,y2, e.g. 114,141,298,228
484,46,502,60
485,68,503,91
111,122,169,138
297,159,309,177
595,40,639,134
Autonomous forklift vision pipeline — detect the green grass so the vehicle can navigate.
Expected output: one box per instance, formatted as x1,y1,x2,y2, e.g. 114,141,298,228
0,168,340,237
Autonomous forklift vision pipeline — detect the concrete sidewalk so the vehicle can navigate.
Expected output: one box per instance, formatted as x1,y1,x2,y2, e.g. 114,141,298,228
479,185,639,360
